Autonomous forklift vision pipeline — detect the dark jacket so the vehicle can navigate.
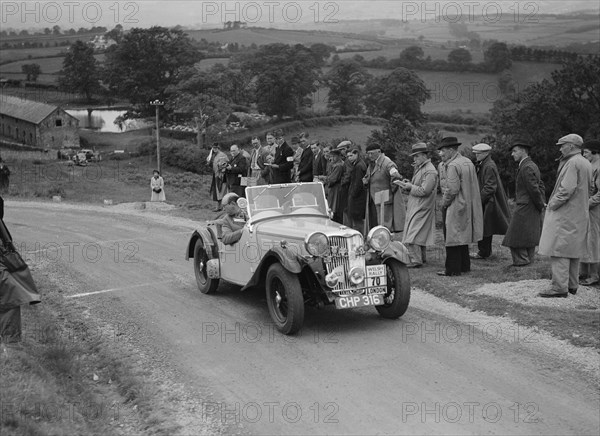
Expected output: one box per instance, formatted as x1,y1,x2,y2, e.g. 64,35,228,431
477,155,511,237
272,141,294,184
225,153,248,197
347,158,367,219
502,157,546,248
326,159,345,220
298,146,314,182
221,213,245,245
313,151,327,177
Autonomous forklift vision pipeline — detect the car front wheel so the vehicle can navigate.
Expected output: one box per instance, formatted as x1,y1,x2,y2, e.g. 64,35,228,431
266,263,304,335
376,259,411,319
194,239,219,294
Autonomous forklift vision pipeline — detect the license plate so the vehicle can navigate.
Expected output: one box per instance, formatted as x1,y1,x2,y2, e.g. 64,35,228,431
335,294,384,309
366,265,387,287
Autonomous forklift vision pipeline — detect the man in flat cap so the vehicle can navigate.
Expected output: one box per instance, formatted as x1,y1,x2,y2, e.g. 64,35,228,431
580,139,600,286
437,137,483,276
207,142,229,211
470,143,511,259
538,134,593,297
218,192,247,245
270,129,294,184
362,143,406,235
396,142,439,268
501,139,546,266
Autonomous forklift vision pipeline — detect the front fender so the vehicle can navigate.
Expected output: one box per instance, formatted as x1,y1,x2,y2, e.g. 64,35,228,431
380,240,411,265
241,246,303,291
185,228,218,260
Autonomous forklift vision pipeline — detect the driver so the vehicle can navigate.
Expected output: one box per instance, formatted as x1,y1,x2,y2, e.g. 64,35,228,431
220,193,247,245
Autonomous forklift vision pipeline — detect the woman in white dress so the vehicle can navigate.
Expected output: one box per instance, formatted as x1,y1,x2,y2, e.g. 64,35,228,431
150,170,166,202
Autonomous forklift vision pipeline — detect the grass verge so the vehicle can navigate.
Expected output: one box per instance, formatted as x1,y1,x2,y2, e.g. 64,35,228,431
0,263,182,435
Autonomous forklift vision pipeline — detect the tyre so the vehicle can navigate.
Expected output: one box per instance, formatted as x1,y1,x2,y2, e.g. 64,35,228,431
376,259,411,319
265,263,305,335
194,239,219,294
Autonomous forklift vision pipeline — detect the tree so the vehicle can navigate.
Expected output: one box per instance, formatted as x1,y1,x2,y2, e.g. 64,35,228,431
52,25,61,35
104,24,123,42
484,42,511,72
241,43,323,117
491,56,600,195
324,59,371,115
399,45,424,64
447,48,472,69
103,26,202,113
43,28,51,35
21,63,41,81
364,67,430,122
58,40,102,101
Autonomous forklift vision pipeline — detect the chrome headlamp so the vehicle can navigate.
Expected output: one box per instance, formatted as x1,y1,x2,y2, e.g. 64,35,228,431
305,232,330,257
367,226,391,251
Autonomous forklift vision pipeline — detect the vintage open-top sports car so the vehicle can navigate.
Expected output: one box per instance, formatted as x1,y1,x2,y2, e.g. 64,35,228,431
186,182,411,334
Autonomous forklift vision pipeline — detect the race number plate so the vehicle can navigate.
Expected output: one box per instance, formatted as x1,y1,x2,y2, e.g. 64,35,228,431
366,265,387,288
335,294,384,309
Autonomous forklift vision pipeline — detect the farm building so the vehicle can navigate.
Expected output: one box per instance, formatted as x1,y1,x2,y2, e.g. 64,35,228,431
0,95,80,148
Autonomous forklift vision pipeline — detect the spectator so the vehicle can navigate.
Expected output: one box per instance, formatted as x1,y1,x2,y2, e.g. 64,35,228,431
396,143,439,268
312,142,327,179
290,136,303,182
501,139,546,267
265,132,276,155
538,134,593,297
362,143,406,235
436,137,483,277
260,153,275,185
248,136,268,180
326,148,345,223
0,158,10,194
1,210,41,344
337,141,353,226
346,147,367,234
470,143,511,259
150,170,166,202
298,136,314,182
270,129,294,184
225,144,248,197
580,139,600,286
207,142,229,211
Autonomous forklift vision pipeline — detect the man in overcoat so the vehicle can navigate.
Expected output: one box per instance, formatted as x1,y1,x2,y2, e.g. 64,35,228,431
297,137,314,182
270,129,294,184
471,143,511,259
580,139,600,286
208,143,229,211
0,159,10,194
437,137,483,276
326,148,345,223
248,137,268,181
396,143,439,268
501,139,546,266
225,144,248,197
538,134,593,297
362,143,406,235
346,147,367,234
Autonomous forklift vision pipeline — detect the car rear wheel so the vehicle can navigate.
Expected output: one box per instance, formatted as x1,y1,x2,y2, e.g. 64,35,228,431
194,239,219,294
266,263,304,335
376,259,410,319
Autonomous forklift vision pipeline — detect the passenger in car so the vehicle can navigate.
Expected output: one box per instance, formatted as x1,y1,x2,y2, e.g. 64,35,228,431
220,193,247,245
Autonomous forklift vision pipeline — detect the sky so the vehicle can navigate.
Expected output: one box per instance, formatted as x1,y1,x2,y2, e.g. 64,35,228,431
1,0,599,30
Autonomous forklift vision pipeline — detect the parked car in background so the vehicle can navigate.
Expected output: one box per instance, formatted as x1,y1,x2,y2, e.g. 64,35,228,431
186,182,412,334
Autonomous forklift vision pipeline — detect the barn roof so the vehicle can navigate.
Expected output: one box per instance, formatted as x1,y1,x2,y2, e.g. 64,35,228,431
0,95,61,124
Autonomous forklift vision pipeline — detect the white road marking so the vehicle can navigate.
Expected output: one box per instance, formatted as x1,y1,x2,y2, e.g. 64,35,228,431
66,281,173,299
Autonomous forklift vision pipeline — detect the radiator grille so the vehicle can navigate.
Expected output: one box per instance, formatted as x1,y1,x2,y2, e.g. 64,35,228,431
325,234,365,294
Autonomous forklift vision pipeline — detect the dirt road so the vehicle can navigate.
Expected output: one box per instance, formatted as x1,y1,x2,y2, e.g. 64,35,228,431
7,201,599,435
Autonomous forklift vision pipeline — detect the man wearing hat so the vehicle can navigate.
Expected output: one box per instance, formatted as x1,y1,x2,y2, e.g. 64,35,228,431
346,147,368,234
538,134,593,297
219,193,247,245
337,140,353,225
580,139,600,286
207,142,229,211
362,143,406,235
270,129,294,184
437,137,483,276
396,142,438,268
501,139,546,266
470,143,511,259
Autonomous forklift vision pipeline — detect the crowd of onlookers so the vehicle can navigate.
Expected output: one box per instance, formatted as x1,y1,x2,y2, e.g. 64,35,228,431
206,130,600,297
